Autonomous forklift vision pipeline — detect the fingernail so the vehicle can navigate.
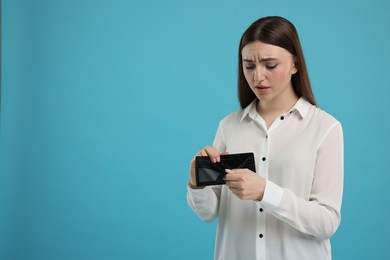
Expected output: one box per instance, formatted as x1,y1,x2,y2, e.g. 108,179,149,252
217,156,220,162
212,158,216,163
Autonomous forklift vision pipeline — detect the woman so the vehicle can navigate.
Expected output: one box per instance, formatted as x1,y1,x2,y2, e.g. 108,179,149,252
187,16,344,260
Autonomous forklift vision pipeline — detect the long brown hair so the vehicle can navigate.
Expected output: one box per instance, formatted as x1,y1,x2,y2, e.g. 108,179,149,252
238,16,317,108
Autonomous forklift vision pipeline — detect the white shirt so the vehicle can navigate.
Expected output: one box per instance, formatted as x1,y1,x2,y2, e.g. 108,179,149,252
187,98,344,260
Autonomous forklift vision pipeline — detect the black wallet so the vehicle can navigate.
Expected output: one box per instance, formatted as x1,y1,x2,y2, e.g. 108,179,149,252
195,153,256,186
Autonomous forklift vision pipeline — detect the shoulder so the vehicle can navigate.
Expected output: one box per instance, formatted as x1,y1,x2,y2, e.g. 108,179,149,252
305,104,343,141
296,98,339,127
219,110,244,129
311,105,341,128
219,100,256,128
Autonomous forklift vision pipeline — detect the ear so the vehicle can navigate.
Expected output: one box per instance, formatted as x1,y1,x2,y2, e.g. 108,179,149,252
292,59,298,75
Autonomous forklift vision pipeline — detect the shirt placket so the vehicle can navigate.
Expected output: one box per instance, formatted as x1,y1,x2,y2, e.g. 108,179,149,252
253,117,268,260
254,111,292,260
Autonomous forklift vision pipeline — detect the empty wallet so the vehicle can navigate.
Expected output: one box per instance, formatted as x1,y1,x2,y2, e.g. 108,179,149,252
195,153,256,186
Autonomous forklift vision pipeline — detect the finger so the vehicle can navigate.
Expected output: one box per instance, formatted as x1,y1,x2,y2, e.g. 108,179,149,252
224,173,236,182
225,168,252,175
225,171,249,183
195,147,219,163
198,150,208,157
224,169,242,180
225,169,244,174
203,146,220,163
224,172,235,181
225,180,240,188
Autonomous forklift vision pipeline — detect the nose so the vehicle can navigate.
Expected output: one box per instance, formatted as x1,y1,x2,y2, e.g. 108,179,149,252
254,67,265,83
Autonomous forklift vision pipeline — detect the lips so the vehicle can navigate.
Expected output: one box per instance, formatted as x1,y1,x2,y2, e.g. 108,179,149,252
255,85,270,92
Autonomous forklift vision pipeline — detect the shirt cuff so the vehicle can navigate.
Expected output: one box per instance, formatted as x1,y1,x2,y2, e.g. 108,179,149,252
187,185,213,200
260,180,284,209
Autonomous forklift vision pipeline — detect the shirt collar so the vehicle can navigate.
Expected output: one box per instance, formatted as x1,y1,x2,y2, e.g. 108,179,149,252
240,97,312,122
291,97,311,118
240,99,258,122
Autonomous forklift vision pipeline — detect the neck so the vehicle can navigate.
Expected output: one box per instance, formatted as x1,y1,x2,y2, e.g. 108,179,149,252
257,87,299,116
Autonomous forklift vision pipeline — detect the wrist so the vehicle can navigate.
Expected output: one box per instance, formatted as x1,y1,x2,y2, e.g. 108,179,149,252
257,178,266,201
188,180,205,190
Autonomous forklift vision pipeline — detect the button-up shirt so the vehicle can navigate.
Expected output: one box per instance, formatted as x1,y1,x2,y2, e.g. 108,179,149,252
187,98,344,260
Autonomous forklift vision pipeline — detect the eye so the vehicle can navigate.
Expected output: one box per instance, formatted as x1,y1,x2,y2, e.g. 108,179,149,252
266,64,278,70
244,65,255,70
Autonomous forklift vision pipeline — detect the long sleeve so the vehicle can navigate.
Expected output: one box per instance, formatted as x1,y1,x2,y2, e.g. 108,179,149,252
187,123,226,222
260,122,344,239
187,99,344,259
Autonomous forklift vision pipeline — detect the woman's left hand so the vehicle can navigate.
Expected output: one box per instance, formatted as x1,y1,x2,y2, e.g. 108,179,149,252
224,169,266,201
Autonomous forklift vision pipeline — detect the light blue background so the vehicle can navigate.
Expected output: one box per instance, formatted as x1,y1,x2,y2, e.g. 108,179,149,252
1,0,389,259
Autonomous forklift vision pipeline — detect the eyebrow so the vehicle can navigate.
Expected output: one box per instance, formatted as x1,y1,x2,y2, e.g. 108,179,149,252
242,58,278,62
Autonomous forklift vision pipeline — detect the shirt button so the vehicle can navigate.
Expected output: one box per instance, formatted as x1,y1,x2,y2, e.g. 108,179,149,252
262,157,266,161
280,116,285,120
259,234,263,238
259,208,263,212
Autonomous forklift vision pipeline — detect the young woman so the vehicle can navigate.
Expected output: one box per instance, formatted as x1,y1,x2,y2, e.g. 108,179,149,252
187,16,344,260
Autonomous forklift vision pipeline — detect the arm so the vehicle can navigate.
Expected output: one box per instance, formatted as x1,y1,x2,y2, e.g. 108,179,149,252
187,124,226,222
261,123,344,239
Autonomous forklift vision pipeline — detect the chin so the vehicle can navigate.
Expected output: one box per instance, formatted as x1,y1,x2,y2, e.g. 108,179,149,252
256,94,274,102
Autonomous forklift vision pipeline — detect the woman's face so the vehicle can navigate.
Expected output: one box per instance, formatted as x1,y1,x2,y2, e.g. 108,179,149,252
241,41,297,103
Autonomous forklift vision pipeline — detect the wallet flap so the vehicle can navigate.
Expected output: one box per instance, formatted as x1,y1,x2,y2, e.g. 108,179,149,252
195,153,256,186
196,158,226,173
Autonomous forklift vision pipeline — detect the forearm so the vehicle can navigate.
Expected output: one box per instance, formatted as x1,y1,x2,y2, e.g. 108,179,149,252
260,123,344,239
261,182,341,239
187,185,220,223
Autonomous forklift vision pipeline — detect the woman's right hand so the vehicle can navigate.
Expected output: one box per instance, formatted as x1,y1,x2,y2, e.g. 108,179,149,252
188,146,226,189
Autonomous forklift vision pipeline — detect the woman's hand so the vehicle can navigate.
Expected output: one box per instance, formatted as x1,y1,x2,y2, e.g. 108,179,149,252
225,169,266,201
189,146,226,189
